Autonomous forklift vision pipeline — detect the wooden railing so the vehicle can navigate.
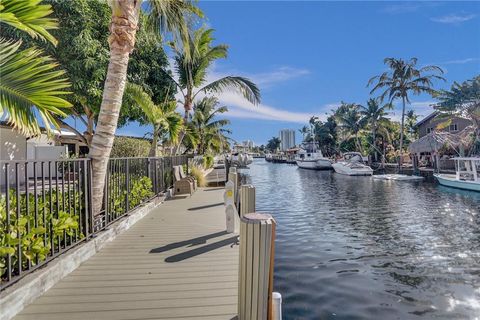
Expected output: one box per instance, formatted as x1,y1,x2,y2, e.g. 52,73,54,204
224,167,282,320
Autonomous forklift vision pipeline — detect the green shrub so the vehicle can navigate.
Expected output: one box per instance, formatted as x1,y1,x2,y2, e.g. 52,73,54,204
107,174,154,216
1,190,83,281
203,155,214,169
111,136,151,158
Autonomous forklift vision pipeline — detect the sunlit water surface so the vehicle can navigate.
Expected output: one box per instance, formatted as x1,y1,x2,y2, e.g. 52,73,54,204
240,160,480,320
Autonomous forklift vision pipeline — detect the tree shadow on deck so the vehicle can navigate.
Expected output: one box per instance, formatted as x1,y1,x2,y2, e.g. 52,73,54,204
164,235,239,262
187,202,224,211
149,230,238,262
149,231,228,254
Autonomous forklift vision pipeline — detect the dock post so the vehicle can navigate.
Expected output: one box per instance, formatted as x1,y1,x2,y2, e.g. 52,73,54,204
240,184,256,217
228,170,238,200
238,213,277,320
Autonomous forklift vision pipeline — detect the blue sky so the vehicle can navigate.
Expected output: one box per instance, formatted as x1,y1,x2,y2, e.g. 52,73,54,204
115,1,480,145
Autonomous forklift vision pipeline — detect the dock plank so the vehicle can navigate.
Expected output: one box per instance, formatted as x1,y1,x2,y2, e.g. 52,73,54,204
13,188,238,320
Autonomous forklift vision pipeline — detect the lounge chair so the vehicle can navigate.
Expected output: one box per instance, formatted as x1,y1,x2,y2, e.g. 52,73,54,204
179,165,197,190
173,166,194,196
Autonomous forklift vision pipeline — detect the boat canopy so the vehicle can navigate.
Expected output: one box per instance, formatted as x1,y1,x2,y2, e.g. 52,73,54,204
452,157,480,161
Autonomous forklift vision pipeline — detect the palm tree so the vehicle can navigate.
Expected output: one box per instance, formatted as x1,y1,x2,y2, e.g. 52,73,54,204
435,75,480,155
189,97,231,155
0,0,71,136
299,125,309,142
368,57,445,166
358,98,393,161
126,84,182,157
405,109,419,141
89,0,201,215
168,27,261,153
335,103,364,153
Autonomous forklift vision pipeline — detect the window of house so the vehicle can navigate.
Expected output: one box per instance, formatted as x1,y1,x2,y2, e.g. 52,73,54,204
449,124,458,132
426,127,434,134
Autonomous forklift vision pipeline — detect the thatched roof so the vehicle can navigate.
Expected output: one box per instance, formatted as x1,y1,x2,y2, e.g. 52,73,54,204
408,126,474,154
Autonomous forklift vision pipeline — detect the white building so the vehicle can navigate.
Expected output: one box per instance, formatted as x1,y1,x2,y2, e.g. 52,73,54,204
242,140,254,149
279,129,295,151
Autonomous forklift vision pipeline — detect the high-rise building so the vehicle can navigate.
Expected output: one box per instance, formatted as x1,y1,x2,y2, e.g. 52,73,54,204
279,129,295,151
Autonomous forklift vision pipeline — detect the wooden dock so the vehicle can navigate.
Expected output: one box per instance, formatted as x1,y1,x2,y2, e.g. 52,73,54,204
13,188,239,320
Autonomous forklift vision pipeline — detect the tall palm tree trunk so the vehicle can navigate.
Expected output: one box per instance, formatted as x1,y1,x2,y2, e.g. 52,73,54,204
372,126,377,162
398,96,406,170
149,125,159,157
89,0,140,216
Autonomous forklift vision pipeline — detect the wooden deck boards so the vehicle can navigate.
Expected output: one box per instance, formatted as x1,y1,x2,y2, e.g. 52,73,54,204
14,188,238,320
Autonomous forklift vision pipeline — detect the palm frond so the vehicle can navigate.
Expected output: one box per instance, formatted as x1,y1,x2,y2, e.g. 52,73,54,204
198,76,261,105
0,0,58,45
0,39,71,135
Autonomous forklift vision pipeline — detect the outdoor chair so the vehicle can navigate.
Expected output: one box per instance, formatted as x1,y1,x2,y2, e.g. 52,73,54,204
179,165,197,190
173,166,194,196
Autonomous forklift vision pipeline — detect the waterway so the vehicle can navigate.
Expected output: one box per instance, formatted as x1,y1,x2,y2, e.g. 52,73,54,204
241,159,480,319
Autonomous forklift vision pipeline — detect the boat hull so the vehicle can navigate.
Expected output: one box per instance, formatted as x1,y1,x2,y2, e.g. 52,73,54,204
332,163,373,176
296,159,332,170
434,174,480,192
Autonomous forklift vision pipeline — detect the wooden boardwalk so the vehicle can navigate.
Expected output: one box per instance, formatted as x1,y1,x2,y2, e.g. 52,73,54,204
14,188,239,320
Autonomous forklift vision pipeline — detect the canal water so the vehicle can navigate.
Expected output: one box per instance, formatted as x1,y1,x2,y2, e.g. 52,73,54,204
240,159,480,320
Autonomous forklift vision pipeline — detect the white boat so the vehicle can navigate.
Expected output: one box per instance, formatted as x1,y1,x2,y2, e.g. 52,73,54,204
434,157,480,192
332,152,373,176
295,143,332,170
230,152,253,167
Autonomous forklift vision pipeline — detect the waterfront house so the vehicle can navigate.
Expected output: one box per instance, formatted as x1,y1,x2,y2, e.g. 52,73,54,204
415,111,472,138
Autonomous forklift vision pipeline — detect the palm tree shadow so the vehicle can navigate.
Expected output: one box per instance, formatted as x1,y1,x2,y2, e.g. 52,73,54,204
149,231,228,254
164,235,239,263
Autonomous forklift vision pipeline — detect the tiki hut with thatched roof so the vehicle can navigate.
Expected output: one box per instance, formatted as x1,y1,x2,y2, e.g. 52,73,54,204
408,126,475,171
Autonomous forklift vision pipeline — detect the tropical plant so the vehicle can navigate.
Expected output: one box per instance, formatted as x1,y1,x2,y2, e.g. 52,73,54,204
266,137,281,152
0,0,71,136
368,57,445,165
358,98,393,161
168,27,261,152
434,75,480,155
189,96,231,155
110,136,151,158
190,166,206,187
335,102,365,153
299,125,310,142
405,109,419,141
126,83,182,156
312,115,337,156
89,0,201,216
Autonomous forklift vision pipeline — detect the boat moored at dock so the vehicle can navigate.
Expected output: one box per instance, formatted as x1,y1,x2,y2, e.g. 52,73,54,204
434,157,480,192
295,142,332,170
332,152,373,176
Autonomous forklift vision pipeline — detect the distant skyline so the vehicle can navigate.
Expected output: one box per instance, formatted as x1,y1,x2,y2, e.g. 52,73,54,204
76,1,480,146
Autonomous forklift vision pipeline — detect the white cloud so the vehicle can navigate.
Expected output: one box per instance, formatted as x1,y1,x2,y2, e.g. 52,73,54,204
171,63,314,124
430,14,476,24
387,101,436,122
382,2,439,14
249,66,310,87
218,92,312,123
441,58,480,65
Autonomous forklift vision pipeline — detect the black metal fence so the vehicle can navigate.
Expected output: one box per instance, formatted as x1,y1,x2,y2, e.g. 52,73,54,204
0,159,92,289
0,155,188,289
99,156,188,228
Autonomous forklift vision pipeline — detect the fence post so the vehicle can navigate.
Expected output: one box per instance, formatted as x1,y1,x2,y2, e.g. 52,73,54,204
238,213,277,320
240,184,255,217
125,158,130,212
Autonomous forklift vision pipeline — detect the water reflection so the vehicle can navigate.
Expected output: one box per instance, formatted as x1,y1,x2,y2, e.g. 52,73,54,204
241,160,480,320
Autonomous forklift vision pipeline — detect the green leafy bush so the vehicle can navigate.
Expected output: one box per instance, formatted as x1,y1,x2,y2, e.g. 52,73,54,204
203,155,214,169
111,136,151,158
1,189,83,281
